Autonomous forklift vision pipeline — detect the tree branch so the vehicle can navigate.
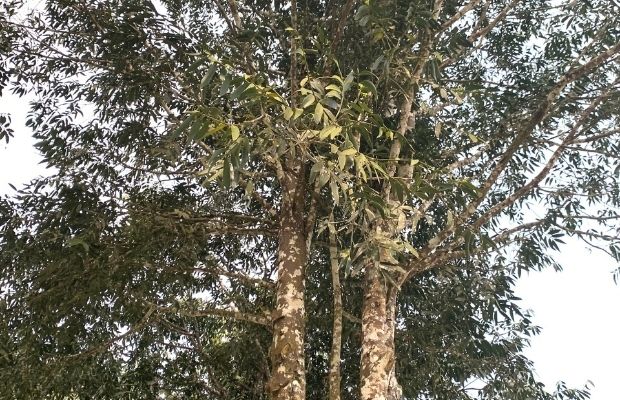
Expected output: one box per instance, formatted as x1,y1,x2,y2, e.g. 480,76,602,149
226,0,243,30
327,0,358,71
469,87,611,232
440,0,481,31
193,265,276,289
65,305,156,359
401,220,544,282
416,41,620,264
212,0,237,33
440,0,521,69
552,224,620,243
156,304,272,326
289,0,298,107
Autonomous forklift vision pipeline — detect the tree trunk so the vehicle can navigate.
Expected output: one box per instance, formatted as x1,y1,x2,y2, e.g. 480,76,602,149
328,213,343,400
360,266,402,400
267,160,307,400
385,286,403,400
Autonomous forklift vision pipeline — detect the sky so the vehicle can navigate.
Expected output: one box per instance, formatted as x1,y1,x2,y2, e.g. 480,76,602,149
516,242,620,398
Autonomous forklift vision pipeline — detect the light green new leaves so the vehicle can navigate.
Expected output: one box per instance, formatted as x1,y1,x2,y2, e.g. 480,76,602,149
314,102,324,124
230,125,240,141
319,125,342,140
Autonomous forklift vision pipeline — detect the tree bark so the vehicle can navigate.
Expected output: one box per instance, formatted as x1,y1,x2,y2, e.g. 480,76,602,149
328,213,343,400
267,159,307,400
360,266,402,400
385,286,402,400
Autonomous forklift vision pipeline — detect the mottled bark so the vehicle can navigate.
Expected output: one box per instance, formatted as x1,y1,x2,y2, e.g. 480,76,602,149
359,86,411,399
385,287,402,400
360,266,402,400
267,159,307,400
328,213,343,400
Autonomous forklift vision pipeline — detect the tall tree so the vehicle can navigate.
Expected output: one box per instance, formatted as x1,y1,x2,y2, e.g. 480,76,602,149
1,1,618,399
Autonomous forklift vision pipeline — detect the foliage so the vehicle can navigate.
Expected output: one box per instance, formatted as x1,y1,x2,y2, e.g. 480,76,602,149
1,0,618,399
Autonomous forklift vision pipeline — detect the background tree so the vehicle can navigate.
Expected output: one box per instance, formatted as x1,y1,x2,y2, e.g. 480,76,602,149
0,0,618,399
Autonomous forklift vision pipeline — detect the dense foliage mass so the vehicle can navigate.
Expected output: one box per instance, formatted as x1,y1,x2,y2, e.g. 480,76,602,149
0,0,618,399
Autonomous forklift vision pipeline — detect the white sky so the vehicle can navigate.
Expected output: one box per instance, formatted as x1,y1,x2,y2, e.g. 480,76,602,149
516,244,620,398
1,90,619,398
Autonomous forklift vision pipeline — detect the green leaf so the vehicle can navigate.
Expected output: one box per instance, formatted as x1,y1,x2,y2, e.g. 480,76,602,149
318,170,330,188
266,91,286,104
230,81,250,100
188,118,204,140
323,97,340,110
313,102,324,124
67,237,89,252
460,179,479,197
283,107,294,121
172,115,194,138
339,148,357,156
338,152,346,170
310,161,323,182
359,80,377,97
207,123,227,136
187,57,205,72
201,63,218,91
319,125,342,140
230,125,240,141
371,55,384,71
325,84,341,92
219,74,232,95
342,71,354,93
293,108,304,120
309,79,324,95
301,94,316,109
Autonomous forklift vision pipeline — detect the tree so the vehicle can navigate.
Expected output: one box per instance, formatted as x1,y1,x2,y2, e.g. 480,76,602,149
1,0,618,399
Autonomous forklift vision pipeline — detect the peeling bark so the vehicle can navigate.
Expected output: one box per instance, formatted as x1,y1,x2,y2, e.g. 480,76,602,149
360,266,402,400
267,158,307,400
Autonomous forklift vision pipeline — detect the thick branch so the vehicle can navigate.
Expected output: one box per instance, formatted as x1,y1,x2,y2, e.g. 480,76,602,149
226,0,243,30
440,0,481,31
328,0,358,68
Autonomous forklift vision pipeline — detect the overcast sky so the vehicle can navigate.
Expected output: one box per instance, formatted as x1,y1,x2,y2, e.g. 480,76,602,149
1,90,619,398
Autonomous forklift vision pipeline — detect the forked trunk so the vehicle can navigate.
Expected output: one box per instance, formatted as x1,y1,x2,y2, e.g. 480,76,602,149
268,161,308,400
360,266,402,400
